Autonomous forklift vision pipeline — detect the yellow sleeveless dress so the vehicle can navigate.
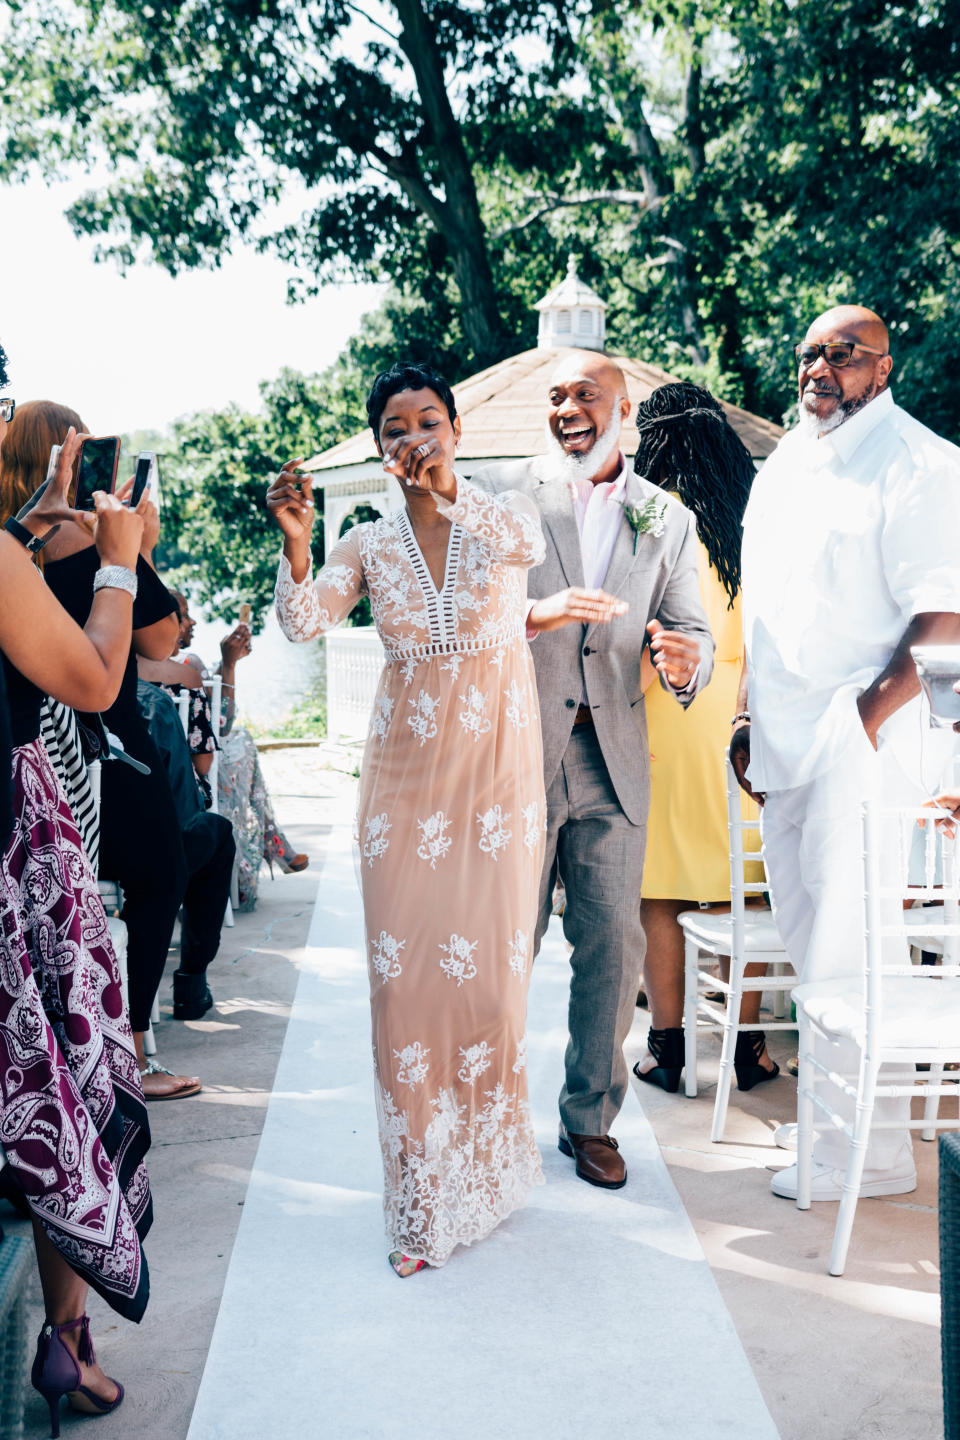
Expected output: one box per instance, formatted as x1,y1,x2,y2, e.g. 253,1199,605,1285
642,541,760,901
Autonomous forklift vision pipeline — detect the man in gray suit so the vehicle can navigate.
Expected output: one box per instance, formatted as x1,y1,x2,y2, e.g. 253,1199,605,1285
474,351,714,1188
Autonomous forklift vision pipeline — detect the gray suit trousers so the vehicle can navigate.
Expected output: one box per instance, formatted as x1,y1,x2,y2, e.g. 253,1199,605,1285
535,724,648,1135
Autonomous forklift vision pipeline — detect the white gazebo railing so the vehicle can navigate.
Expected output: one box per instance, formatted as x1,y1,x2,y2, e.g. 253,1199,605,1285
326,628,384,741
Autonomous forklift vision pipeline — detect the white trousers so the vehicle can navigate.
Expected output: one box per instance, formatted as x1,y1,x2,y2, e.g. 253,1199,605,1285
761,735,920,1170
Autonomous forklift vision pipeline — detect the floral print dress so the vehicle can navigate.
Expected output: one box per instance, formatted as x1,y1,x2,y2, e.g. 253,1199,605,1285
276,479,547,1265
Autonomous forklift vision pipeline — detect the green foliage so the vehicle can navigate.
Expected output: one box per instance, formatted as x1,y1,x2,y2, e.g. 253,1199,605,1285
242,678,327,741
4,0,960,439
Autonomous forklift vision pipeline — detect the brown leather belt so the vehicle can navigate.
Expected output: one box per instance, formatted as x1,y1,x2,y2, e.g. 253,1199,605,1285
573,704,594,727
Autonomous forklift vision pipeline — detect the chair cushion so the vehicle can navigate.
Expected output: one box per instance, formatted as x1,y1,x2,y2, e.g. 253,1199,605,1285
794,976,960,1049
678,908,785,955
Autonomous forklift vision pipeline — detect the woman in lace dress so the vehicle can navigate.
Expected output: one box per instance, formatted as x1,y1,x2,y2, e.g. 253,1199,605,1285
268,364,547,1276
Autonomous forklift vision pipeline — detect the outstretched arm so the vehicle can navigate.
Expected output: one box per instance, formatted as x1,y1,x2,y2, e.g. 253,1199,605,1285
857,611,960,746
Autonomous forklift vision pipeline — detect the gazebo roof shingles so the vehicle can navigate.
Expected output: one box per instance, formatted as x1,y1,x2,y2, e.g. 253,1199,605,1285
307,347,782,471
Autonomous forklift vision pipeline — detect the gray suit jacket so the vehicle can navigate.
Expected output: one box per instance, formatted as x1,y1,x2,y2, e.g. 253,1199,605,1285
473,456,715,825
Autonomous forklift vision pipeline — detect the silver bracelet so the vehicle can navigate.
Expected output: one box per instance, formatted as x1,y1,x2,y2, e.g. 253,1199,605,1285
93,564,138,600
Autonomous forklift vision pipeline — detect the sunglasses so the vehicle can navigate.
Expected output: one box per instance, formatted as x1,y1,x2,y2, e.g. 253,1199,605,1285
0,398,14,423
794,342,886,369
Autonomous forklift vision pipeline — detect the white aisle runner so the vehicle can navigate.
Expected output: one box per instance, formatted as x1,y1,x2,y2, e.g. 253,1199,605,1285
188,814,779,1440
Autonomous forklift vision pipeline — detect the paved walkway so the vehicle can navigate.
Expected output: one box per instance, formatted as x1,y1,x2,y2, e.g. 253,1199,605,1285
186,802,778,1440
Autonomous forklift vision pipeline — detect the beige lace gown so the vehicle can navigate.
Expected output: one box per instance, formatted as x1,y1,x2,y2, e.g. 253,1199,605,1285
275,479,547,1265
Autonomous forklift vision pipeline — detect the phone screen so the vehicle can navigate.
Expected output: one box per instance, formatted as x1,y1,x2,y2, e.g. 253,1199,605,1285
130,451,155,508
71,436,120,510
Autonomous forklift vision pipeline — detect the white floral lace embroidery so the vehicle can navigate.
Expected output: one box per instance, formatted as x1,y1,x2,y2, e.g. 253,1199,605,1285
371,696,394,744
375,1078,543,1267
439,933,478,986
512,1037,527,1073
274,482,543,659
416,811,453,868
522,801,542,854
507,928,529,979
362,812,392,866
407,689,440,745
323,564,356,596
440,653,463,679
476,804,512,860
370,931,405,982
504,678,530,729
458,684,492,742
394,1042,431,1088
457,1041,495,1083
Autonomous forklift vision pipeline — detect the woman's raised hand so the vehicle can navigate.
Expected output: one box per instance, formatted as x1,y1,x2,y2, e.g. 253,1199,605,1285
381,432,456,499
17,427,90,536
92,491,144,571
220,623,252,667
527,587,628,633
267,459,315,543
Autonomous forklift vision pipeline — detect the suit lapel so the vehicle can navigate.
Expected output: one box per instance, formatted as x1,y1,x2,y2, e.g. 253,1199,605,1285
535,464,584,589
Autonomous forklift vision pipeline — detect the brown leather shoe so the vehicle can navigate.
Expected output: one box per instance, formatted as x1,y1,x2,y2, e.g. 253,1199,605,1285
558,1124,627,1189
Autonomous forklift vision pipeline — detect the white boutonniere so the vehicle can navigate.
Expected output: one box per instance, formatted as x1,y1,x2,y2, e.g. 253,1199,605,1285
622,497,668,554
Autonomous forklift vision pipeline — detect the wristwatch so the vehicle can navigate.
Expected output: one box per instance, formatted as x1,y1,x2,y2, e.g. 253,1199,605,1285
4,516,59,554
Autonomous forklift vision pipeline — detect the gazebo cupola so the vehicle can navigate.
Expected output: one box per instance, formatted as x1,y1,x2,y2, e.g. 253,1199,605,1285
535,255,607,352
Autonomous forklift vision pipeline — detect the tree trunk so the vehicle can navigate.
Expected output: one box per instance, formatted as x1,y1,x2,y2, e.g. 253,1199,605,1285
393,0,508,366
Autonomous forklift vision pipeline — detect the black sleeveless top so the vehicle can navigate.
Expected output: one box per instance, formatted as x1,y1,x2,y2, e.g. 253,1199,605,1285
43,546,178,739
0,653,44,748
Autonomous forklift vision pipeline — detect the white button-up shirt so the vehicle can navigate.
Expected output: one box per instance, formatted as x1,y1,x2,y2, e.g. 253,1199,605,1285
569,461,629,589
742,388,960,792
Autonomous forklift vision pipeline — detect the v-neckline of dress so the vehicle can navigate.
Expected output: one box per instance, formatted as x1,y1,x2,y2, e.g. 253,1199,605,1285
400,507,461,598
399,508,464,650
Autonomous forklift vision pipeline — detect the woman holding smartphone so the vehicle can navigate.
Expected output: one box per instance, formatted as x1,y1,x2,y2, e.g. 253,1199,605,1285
268,363,547,1277
2,401,204,1092
0,366,151,1432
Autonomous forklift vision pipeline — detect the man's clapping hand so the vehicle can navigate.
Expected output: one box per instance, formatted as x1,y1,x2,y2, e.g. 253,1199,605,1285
527,587,628,633
646,619,700,691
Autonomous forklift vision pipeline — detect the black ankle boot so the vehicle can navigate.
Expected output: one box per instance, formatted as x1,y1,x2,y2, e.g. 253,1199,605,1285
734,1030,780,1091
633,1027,684,1093
172,970,213,1021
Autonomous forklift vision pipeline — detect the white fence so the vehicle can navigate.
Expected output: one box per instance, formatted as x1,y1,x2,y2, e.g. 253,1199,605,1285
325,628,385,741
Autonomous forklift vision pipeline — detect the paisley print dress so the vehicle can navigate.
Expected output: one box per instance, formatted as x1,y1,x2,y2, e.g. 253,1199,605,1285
0,741,151,1319
276,479,547,1265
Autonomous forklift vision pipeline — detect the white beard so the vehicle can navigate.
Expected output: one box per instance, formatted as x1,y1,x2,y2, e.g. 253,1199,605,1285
544,410,623,484
796,402,844,438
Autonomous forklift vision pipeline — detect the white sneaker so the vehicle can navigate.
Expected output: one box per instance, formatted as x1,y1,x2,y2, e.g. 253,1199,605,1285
773,1122,798,1150
770,1146,916,1201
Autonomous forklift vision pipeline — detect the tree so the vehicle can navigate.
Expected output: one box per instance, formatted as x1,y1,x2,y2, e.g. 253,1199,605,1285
155,361,363,625
0,0,578,368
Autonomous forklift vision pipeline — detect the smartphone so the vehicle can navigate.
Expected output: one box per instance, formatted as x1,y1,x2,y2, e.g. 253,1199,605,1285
70,436,121,511
130,450,157,508
239,603,252,627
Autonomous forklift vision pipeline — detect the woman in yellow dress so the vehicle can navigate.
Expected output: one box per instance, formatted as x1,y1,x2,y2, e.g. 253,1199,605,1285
631,383,777,1094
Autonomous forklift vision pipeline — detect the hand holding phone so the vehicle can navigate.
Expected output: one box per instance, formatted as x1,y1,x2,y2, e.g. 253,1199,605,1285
69,436,121,511
13,429,88,540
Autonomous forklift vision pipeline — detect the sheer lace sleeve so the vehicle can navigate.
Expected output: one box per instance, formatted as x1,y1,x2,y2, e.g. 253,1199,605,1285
434,478,545,570
274,531,367,642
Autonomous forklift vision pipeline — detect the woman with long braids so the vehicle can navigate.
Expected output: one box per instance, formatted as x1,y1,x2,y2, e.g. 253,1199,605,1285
631,383,776,1094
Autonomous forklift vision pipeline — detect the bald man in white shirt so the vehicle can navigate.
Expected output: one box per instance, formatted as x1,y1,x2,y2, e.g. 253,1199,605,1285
474,353,714,1189
733,305,960,1199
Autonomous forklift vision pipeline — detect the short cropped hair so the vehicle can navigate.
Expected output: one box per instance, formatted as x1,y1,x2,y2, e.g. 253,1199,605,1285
366,363,457,440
